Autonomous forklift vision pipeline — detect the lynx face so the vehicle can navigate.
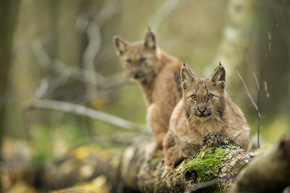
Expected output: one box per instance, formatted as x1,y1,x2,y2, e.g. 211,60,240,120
113,31,162,83
181,64,226,121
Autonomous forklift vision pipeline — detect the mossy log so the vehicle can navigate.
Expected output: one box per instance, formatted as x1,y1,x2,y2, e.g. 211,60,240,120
37,133,254,192
4,133,290,192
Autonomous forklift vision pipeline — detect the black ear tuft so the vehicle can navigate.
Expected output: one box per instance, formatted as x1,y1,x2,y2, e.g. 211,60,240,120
210,64,226,90
144,30,157,49
113,35,129,55
180,64,197,90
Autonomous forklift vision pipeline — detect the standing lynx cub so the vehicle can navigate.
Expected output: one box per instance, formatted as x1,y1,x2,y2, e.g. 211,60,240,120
113,30,183,156
163,64,250,166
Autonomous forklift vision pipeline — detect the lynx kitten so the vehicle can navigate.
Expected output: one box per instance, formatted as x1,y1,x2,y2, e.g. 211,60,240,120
113,30,183,156
163,64,250,166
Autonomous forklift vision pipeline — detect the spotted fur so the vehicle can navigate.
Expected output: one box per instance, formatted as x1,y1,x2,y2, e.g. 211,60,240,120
163,64,251,166
113,30,183,157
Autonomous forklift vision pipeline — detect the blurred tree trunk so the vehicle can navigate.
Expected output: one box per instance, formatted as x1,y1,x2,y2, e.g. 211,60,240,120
206,0,255,81
230,136,290,193
252,0,290,116
0,0,20,189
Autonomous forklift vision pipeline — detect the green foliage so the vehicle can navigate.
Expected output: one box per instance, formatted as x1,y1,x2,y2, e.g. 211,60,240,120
105,83,147,124
31,124,87,162
152,156,162,165
31,125,55,162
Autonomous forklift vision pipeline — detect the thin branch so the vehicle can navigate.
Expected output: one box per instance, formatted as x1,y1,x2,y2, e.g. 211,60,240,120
236,71,258,111
153,165,173,193
32,37,126,99
253,72,260,90
263,81,270,98
237,70,261,147
31,3,126,101
28,99,150,134
255,0,286,148
32,38,124,87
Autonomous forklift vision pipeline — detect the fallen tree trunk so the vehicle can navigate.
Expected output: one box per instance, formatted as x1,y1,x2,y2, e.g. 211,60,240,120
4,133,290,192
37,133,254,192
230,136,290,193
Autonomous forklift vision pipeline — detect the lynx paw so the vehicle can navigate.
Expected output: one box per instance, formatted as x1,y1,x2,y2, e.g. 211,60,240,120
164,146,184,167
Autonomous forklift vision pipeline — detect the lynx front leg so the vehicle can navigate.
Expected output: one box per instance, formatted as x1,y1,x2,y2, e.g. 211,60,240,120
231,126,251,150
147,104,169,157
163,130,183,166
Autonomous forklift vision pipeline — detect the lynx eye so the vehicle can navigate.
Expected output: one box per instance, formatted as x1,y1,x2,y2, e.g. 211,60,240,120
207,94,214,100
140,56,147,63
190,95,197,101
126,58,132,63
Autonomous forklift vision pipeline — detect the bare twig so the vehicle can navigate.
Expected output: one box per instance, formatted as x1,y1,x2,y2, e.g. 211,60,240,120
153,165,173,193
253,72,260,90
237,70,262,147
263,81,270,98
255,0,286,148
31,1,125,103
28,99,150,134
236,71,258,111
32,37,126,101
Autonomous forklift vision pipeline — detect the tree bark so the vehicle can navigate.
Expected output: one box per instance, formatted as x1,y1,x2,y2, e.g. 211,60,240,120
230,136,290,193
37,133,254,193
4,133,290,192
206,0,254,80
0,0,20,190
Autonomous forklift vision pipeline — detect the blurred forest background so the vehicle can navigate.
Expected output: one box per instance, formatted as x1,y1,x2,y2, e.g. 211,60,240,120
1,0,290,182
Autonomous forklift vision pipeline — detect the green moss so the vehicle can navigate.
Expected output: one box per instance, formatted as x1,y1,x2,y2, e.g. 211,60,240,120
152,156,162,165
183,147,228,183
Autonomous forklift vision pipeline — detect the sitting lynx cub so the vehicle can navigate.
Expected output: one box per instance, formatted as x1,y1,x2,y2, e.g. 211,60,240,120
113,30,183,156
163,64,250,166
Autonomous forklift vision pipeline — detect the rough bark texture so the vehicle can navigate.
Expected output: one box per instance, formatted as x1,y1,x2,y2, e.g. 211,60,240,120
120,133,254,193
37,133,254,193
230,136,290,193
4,133,290,192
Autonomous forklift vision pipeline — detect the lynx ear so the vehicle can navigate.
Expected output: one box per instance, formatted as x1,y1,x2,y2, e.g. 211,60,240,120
210,63,226,90
181,63,197,90
113,35,129,55
144,30,157,49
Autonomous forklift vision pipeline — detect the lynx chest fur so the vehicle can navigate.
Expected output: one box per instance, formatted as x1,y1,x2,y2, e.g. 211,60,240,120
163,64,251,166
113,31,183,156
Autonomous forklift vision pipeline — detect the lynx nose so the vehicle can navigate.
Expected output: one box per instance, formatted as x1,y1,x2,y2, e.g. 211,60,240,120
132,70,142,79
134,72,142,79
198,106,207,114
